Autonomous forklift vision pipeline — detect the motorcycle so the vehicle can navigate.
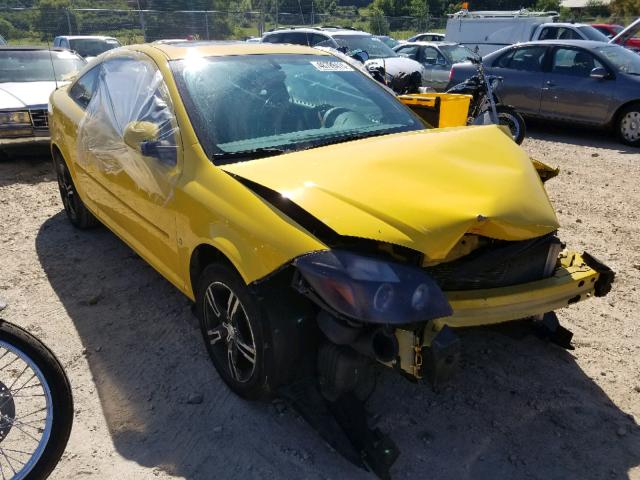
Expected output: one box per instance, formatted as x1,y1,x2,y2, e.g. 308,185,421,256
0,318,73,479
447,55,526,144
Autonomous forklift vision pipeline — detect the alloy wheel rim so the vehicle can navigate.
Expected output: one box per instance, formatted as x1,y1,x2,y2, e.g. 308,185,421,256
203,282,257,383
620,111,640,142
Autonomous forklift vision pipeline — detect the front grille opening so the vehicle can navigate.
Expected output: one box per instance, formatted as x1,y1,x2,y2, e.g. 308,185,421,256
426,233,562,291
30,109,49,130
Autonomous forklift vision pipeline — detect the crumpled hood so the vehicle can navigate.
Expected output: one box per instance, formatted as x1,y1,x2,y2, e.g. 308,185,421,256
222,125,559,261
0,82,60,109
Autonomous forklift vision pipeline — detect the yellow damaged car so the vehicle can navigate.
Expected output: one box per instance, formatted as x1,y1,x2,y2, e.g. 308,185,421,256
49,42,614,402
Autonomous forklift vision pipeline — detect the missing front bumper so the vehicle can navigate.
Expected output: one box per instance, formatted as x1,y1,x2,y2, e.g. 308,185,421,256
389,251,614,381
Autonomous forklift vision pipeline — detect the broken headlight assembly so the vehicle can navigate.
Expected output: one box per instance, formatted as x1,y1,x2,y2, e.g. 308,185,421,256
293,249,453,325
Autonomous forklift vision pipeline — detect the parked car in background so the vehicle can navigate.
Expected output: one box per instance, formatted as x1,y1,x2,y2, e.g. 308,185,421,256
446,10,609,55
53,35,120,61
395,41,474,90
449,40,640,146
0,47,85,156
606,19,640,54
406,32,445,42
593,23,640,52
262,27,426,87
375,35,399,48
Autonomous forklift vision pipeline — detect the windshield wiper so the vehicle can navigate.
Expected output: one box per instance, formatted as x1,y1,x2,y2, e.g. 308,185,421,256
212,147,287,164
299,129,399,150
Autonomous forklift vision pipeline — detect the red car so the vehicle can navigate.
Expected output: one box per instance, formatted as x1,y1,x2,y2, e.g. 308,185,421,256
592,23,640,51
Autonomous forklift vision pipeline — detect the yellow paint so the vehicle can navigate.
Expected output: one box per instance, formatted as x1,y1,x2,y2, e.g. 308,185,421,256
49,43,602,329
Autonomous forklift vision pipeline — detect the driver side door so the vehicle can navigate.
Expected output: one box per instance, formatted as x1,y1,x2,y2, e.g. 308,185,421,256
77,54,183,287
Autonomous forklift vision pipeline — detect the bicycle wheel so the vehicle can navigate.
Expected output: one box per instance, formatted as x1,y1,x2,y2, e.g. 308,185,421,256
0,320,73,479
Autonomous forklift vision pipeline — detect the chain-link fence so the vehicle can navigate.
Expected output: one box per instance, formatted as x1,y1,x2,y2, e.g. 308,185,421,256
0,7,448,44
0,7,635,45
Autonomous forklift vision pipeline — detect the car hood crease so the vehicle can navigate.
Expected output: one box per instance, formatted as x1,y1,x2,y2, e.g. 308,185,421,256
222,125,560,261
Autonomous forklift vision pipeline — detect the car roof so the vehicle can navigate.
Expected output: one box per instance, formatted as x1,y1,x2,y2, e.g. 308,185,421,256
400,41,459,47
264,26,370,37
140,41,331,60
55,35,117,40
515,39,611,48
0,46,68,52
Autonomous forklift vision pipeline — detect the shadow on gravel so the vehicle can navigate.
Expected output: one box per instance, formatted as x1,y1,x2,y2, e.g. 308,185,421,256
525,120,638,154
0,149,54,187
36,212,640,480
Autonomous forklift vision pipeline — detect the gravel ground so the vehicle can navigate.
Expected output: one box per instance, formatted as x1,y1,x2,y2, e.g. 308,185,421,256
0,125,639,480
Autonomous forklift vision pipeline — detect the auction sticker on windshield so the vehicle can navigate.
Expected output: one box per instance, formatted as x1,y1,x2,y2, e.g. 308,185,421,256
310,61,353,72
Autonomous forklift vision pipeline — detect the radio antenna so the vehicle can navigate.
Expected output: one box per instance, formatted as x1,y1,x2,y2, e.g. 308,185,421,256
46,36,59,90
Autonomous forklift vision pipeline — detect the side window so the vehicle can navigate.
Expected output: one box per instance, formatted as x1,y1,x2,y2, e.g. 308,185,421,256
53,38,59,47
275,32,309,46
494,49,515,68
538,27,558,40
423,47,446,65
507,46,547,72
99,57,178,166
558,27,581,40
309,34,330,46
396,45,420,60
551,48,604,77
69,65,100,109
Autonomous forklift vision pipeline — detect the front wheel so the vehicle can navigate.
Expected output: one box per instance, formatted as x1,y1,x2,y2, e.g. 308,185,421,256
495,105,526,145
195,263,280,400
616,103,640,147
0,320,73,479
53,153,98,229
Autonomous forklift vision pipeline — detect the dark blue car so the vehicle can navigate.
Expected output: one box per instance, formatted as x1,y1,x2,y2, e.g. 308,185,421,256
449,40,640,146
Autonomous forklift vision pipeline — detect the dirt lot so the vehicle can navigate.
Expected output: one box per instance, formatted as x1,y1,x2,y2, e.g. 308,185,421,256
0,125,639,480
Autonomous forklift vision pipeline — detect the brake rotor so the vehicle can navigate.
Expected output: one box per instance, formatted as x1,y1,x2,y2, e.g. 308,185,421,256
0,380,16,442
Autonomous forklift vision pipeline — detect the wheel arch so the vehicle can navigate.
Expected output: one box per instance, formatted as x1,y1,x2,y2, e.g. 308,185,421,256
188,242,244,299
611,100,640,128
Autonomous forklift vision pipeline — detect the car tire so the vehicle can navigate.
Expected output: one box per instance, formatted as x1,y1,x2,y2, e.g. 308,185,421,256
496,105,526,145
616,103,640,147
53,153,99,229
195,263,275,400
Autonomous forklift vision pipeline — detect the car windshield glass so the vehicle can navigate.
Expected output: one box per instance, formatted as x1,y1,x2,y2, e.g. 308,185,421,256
377,36,399,48
440,44,474,63
576,26,610,42
595,45,640,75
0,50,85,82
331,35,398,59
69,38,120,57
171,54,423,162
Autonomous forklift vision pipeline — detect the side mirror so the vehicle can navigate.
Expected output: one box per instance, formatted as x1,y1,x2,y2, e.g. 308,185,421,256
123,121,160,156
590,67,608,79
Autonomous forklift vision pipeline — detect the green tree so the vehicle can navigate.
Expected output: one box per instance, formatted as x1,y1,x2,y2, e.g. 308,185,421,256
369,7,390,34
534,0,561,11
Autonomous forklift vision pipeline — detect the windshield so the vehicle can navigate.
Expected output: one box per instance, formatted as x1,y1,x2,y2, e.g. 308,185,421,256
595,45,640,75
331,35,398,59
440,44,474,64
0,50,85,83
171,54,422,163
577,26,610,42
69,38,120,57
377,36,399,48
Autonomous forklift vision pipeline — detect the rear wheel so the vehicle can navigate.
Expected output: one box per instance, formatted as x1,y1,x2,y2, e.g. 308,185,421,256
195,263,278,400
496,105,526,145
616,103,640,147
53,153,98,229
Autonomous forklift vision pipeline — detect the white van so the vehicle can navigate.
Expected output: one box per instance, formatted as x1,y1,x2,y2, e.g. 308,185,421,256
445,10,609,55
